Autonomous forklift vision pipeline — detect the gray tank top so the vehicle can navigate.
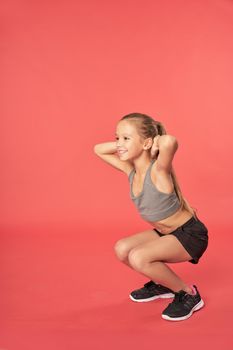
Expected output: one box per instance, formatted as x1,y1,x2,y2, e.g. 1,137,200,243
128,159,181,222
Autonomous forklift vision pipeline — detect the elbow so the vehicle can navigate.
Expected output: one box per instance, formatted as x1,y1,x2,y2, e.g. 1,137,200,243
166,135,178,144
169,137,178,149
160,135,178,149
93,144,99,154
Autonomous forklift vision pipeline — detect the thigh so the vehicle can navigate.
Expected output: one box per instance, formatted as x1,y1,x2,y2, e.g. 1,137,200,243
115,229,160,252
129,234,193,264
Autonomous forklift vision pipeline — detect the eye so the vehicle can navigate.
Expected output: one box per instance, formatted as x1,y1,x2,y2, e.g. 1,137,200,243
115,137,129,140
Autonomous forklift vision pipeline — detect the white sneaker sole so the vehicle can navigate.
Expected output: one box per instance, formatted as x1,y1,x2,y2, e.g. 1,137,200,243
162,299,205,321
129,292,175,302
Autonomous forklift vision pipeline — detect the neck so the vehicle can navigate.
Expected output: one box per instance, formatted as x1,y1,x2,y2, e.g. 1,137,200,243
133,158,154,177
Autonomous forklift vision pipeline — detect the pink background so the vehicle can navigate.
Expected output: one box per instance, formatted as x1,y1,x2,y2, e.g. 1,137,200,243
1,0,232,349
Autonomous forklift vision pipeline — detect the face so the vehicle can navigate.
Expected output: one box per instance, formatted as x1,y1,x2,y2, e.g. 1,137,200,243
115,120,150,160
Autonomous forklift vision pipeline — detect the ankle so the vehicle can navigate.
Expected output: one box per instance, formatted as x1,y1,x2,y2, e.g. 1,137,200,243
183,285,196,295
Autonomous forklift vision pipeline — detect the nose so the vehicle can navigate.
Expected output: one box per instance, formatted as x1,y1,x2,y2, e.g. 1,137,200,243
116,141,124,148
117,145,126,150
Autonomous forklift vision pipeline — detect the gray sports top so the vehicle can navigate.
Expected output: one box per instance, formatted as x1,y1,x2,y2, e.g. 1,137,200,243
128,159,181,222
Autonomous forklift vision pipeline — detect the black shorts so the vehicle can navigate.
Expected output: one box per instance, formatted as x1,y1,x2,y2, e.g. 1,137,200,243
153,215,209,264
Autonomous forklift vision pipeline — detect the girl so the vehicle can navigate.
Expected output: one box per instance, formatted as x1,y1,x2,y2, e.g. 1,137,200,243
94,113,209,322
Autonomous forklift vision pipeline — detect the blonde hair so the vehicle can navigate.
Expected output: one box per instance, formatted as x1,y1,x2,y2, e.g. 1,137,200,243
120,113,198,220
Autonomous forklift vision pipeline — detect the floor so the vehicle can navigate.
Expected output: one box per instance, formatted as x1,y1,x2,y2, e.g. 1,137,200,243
0,224,232,350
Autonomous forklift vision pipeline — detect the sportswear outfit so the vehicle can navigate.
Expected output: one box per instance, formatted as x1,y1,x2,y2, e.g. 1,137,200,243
127,159,209,321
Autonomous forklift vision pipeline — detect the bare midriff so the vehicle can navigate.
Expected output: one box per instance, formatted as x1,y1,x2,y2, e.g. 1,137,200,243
149,206,194,234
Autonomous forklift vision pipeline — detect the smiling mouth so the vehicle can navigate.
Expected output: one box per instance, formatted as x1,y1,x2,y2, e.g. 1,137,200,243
117,150,128,154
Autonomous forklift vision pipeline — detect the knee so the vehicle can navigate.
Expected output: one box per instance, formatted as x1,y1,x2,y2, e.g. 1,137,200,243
114,239,130,262
128,248,148,271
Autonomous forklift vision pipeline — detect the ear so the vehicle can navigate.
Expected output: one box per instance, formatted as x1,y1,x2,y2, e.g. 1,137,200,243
143,138,153,150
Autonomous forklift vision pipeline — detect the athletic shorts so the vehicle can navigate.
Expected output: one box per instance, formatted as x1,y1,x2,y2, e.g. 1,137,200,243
153,215,209,264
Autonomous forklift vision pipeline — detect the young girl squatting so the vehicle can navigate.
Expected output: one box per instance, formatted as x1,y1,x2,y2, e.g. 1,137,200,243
94,113,209,322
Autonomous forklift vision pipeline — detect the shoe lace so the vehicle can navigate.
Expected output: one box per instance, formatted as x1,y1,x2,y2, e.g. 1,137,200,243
173,290,188,304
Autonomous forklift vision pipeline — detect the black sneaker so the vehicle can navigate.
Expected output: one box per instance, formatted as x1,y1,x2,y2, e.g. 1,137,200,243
162,285,205,321
129,280,175,302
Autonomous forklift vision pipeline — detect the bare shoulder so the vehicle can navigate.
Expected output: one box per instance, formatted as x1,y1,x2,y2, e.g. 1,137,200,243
124,163,135,177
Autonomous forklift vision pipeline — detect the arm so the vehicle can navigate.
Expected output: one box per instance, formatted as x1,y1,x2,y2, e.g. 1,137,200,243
93,142,134,175
94,142,117,155
151,135,178,172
